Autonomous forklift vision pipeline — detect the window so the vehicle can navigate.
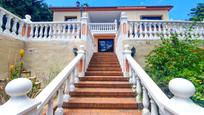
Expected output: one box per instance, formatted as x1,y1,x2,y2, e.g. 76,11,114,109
140,15,162,20
64,16,77,21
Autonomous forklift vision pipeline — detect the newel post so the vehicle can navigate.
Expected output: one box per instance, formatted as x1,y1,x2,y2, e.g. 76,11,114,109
78,45,85,77
0,78,40,115
81,13,88,40
120,12,128,39
123,44,131,77
168,78,204,114
23,15,32,39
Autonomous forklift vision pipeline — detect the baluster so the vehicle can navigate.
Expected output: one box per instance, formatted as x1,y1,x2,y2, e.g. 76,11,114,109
152,22,157,39
132,70,136,91
129,22,133,39
148,22,153,39
12,18,18,35
67,24,70,38
49,24,53,39
4,15,12,33
57,24,62,39
18,21,24,38
47,98,54,115
150,98,158,115
70,70,75,91
72,23,75,38
55,85,64,115
52,24,56,39
64,78,70,101
129,66,133,84
163,22,167,38
34,25,39,39
74,66,79,83
39,24,44,38
134,22,139,39
144,22,148,39
139,22,143,39
43,24,48,39
62,24,66,39
136,75,142,103
142,87,150,115
76,23,80,39
29,24,34,39
0,11,5,32
157,23,162,37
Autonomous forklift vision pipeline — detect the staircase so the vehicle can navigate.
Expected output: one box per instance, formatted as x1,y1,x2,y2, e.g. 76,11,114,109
63,53,141,115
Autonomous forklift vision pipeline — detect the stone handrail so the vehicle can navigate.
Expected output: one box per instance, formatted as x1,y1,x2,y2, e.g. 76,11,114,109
89,21,117,34
128,20,204,40
0,45,86,115
123,44,204,115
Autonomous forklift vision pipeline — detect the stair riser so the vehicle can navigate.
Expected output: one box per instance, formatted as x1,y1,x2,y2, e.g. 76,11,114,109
87,68,121,71
63,103,137,109
88,65,121,67
70,92,135,97
85,73,123,76
79,77,128,81
75,84,131,88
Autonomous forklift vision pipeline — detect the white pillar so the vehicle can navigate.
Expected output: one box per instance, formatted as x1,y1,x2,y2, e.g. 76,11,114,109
81,13,88,40
123,44,131,77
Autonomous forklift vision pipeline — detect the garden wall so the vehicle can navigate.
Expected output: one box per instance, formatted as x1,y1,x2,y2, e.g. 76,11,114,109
24,40,86,85
123,40,161,68
0,34,25,79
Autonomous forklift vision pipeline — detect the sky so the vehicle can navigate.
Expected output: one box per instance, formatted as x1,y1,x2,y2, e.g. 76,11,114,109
45,0,204,20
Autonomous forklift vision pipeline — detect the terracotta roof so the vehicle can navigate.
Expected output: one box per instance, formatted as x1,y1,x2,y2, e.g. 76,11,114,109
50,6,173,12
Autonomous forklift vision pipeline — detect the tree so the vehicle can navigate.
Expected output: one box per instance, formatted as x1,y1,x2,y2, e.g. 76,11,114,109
0,0,53,21
189,3,204,21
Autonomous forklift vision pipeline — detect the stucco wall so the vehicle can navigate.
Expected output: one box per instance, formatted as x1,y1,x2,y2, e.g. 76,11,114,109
53,10,169,21
0,35,25,79
24,40,85,85
123,40,161,68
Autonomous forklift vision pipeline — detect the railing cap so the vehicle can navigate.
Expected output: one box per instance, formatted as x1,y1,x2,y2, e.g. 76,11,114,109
169,78,195,98
77,45,85,54
5,78,32,97
124,44,131,54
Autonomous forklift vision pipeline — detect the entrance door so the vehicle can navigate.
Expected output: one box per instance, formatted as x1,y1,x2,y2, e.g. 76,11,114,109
98,39,114,52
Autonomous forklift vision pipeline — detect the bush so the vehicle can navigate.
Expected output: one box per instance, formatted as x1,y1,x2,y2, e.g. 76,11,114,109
145,35,204,106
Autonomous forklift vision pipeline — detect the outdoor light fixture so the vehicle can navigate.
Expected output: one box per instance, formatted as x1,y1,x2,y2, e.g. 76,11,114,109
76,1,89,18
73,48,78,56
131,46,136,58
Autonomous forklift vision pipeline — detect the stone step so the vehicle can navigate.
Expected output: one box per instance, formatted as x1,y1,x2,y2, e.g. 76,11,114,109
64,109,142,115
70,88,135,97
63,97,138,109
75,81,131,88
85,71,123,76
87,67,121,71
79,76,128,81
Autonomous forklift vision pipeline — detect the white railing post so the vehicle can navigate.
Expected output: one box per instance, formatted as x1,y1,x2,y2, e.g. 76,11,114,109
123,44,131,77
114,19,117,31
81,13,88,40
0,78,40,115
78,45,85,77
47,98,54,115
120,12,128,39
4,14,12,34
168,78,204,114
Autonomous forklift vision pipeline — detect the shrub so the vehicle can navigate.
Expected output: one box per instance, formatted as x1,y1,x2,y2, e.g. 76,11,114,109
145,35,204,106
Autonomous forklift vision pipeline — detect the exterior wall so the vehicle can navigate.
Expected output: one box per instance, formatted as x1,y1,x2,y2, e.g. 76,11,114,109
0,35,25,79
123,40,161,68
126,10,169,20
24,40,85,86
53,10,169,21
53,11,81,21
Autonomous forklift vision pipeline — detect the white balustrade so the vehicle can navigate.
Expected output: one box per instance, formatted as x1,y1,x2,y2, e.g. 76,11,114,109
123,44,204,115
128,20,204,40
89,22,117,34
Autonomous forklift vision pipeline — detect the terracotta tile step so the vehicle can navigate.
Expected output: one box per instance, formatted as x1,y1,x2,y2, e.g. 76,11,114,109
79,76,128,81
90,61,119,64
63,97,138,109
88,64,120,67
85,71,123,76
64,109,142,115
75,81,131,88
90,59,118,62
70,88,135,97
87,68,121,71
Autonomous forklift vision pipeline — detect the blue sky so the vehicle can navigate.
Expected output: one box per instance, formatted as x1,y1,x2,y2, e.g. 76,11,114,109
45,0,203,20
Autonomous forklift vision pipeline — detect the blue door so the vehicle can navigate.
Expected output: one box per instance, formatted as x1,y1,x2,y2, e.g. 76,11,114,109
98,39,114,52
